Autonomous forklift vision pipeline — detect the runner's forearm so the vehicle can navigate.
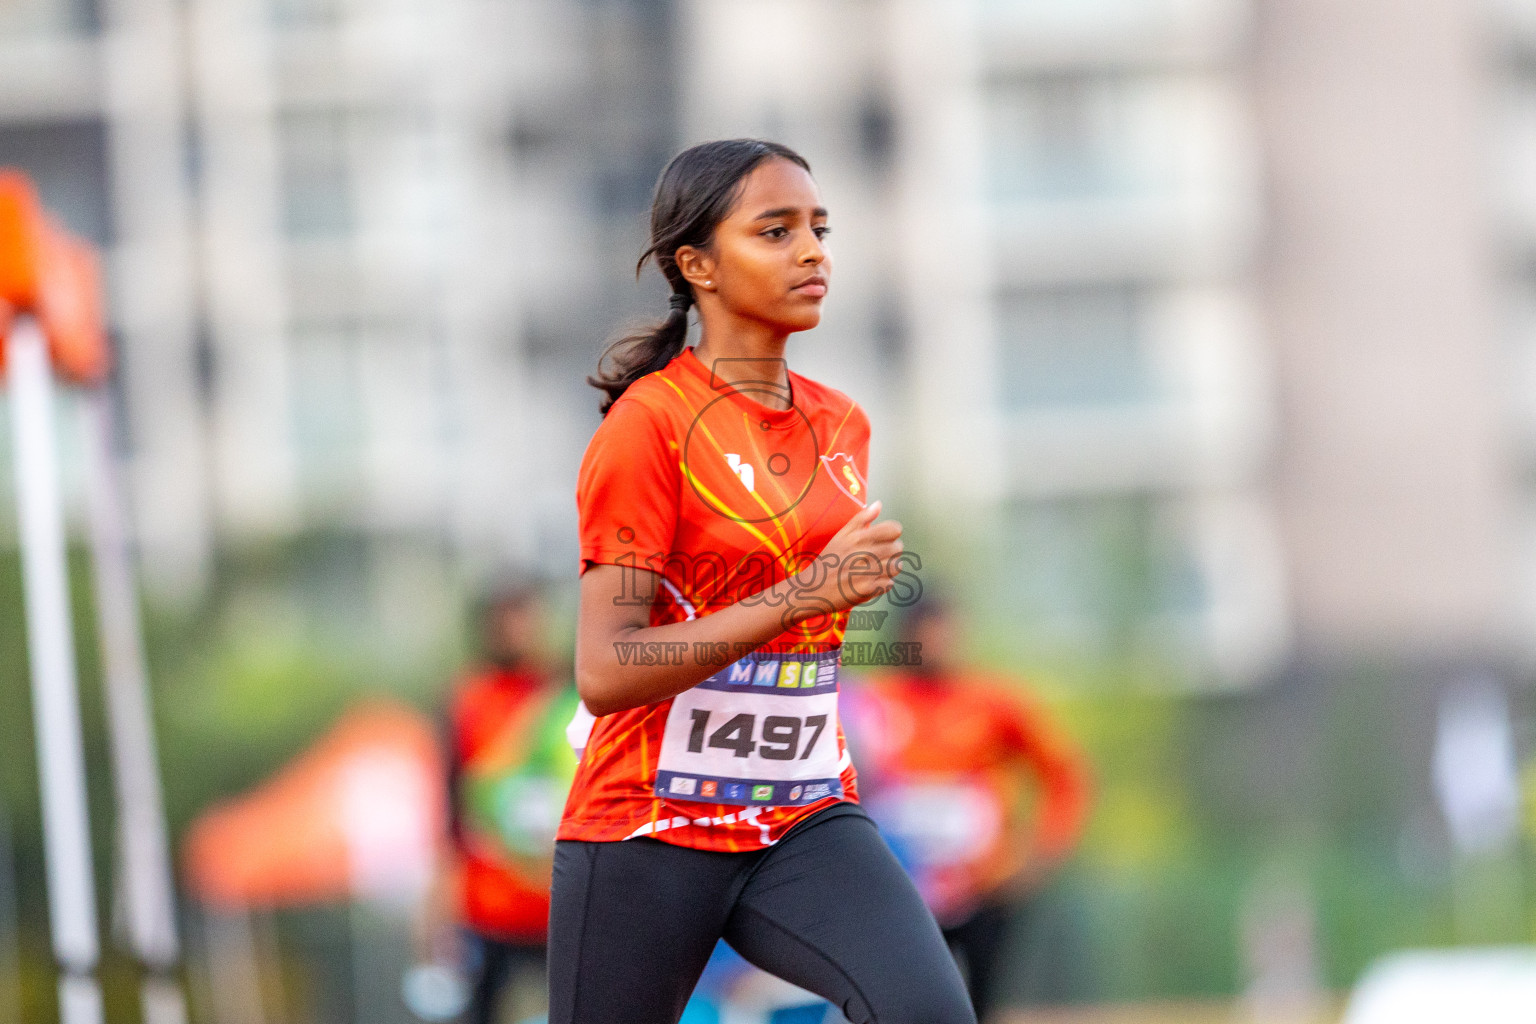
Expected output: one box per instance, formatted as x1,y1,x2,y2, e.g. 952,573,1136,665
576,574,829,716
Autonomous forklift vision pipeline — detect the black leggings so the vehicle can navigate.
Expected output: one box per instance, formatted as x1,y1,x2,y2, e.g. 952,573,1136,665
548,804,976,1024
462,931,545,1024
942,901,1012,1021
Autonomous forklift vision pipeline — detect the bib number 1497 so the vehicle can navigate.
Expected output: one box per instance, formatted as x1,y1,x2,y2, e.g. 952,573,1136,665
654,650,844,806
687,710,828,761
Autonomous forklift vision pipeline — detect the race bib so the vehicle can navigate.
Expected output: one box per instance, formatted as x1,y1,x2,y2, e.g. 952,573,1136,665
654,649,844,807
865,781,1003,870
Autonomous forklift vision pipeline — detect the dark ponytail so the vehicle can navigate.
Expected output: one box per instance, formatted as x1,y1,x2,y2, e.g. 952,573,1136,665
588,139,811,414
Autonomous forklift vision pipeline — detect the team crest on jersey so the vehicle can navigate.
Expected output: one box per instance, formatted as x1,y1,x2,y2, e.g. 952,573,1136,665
820,453,867,507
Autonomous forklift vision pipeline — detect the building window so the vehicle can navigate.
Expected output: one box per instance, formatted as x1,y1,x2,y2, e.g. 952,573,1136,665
1504,268,1536,446
280,110,352,238
0,121,112,244
0,0,95,36
289,330,364,500
982,0,1164,30
987,73,1146,201
996,284,1154,409
999,494,1206,653
1497,74,1536,238
858,93,897,173
270,0,339,28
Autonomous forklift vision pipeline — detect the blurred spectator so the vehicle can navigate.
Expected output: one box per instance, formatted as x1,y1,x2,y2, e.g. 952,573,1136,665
846,599,1092,1020
424,581,579,1024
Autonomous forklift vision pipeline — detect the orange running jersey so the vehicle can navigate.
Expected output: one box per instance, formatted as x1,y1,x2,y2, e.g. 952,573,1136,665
450,668,576,942
562,346,869,851
845,673,1091,925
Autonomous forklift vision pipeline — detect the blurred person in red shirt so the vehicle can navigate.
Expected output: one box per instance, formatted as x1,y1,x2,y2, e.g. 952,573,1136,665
846,598,1093,1021
428,581,579,1024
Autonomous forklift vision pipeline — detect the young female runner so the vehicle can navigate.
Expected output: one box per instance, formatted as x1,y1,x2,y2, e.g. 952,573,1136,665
554,139,976,1024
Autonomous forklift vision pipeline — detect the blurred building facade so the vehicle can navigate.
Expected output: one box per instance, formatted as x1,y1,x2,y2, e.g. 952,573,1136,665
885,0,1284,681
1261,0,1517,668
0,0,677,597
0,0,1533,682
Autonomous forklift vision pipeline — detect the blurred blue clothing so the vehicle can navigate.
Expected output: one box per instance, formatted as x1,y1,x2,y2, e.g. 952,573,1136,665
683,942,839,1024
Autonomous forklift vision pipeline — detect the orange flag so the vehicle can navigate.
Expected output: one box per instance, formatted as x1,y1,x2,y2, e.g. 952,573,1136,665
0,169,109,384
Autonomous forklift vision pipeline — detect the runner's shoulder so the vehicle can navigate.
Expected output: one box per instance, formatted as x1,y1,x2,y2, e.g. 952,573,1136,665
787,370,863,416
603,368,695,432
450,666,508,712
955,673,1054,726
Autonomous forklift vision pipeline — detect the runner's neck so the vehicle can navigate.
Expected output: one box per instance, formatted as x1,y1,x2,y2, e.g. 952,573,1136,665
688,340,792,411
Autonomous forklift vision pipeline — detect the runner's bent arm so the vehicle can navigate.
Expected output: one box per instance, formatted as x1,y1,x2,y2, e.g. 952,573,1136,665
993,690,1093,893
576,500,902,717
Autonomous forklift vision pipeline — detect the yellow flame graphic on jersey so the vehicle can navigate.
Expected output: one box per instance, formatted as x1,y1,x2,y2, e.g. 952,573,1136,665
842,465,861,496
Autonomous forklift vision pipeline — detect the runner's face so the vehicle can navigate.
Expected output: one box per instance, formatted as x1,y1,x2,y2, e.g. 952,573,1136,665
702,158,830,333
488,600,547,667
911,612,959,675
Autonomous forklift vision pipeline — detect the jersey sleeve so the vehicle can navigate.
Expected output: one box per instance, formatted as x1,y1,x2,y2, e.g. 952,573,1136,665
576,395,681,574
992,687,1093,862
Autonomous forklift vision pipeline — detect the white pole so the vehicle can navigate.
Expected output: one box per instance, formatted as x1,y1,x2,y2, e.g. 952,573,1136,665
79,390,188,1024
6,316,104,1024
